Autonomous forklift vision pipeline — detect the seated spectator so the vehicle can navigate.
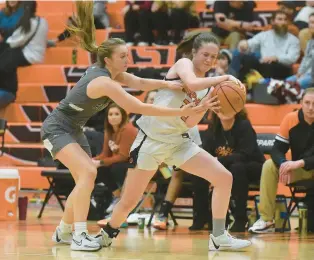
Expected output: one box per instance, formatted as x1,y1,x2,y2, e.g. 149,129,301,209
277,1,299,36
285,13,314,90
297,2,314,52
295,0,314,30
208,49,237,77
201,109,265,232
169,1,200,44
237,11,300,81
123,1,153,46
212,1,256,50
0,0,23,40
93,0,110,29
0,1,48,118
151,1,170,45
249,88,314,234
92,103,138,216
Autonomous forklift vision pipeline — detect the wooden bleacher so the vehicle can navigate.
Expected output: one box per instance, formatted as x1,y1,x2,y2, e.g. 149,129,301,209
0,1,295,199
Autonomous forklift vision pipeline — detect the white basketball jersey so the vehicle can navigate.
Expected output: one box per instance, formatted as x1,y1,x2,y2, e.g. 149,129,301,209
137,84,209,144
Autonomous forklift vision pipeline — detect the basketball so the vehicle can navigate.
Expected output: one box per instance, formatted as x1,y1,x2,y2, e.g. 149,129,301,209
212,80,247,117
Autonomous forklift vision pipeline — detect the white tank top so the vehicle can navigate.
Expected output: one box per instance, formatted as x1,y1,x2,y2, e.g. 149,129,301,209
137,79,209,144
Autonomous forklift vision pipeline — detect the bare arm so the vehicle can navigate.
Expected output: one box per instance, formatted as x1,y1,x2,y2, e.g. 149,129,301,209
87,76,205,117
215,13,241,31
184,89,221,128
175,58,229,91
114,72,181,91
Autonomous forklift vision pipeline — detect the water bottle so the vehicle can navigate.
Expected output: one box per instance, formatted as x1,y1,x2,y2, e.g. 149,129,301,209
299,202,308,235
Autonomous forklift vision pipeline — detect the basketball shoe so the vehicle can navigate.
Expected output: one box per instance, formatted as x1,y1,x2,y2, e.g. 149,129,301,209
209,231,252,251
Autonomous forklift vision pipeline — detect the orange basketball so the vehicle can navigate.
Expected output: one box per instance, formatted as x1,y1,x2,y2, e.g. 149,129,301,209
212,80,246,117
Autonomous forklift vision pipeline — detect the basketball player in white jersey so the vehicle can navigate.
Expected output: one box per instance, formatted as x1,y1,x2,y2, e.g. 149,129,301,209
99,32,252,251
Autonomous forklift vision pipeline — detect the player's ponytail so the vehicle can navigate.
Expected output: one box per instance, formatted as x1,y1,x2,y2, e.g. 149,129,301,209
68,1,125,67
68,0,98,53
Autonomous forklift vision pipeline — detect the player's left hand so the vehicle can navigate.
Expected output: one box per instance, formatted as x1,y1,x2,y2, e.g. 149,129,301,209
201,88,221,114
227,75,242,85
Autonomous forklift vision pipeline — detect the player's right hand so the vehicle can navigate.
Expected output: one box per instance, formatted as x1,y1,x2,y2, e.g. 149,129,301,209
180,102,207,116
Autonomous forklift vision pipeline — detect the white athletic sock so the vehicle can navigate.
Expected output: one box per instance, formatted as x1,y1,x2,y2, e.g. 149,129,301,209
74,222,88,236
59,220,72,233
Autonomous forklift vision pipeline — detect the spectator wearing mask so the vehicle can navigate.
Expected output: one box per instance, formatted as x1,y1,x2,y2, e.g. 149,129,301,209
212,1,256,50
0,1,48,118
285,13,314,90
92,103,138,215
237,11,300,81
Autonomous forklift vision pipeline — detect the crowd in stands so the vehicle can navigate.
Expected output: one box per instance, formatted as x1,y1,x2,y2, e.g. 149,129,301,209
1,0,314,233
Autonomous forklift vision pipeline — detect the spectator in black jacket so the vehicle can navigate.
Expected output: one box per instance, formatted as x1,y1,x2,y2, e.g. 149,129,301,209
249,88,314,234
200,109,265,232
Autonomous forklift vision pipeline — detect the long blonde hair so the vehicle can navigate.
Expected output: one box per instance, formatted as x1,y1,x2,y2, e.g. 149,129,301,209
68,1,125,67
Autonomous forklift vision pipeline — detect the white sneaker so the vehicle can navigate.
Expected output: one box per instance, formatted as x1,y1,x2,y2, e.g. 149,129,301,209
52,226,72,245
209,231,252,251
93,228,114,247
71,232,102,252
248,218,275,234
106,197,120,213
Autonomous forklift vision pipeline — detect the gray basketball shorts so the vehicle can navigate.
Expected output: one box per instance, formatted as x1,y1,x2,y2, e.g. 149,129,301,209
41,116,91,159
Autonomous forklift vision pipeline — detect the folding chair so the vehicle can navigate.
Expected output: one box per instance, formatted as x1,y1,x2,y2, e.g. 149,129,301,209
0,118,7,156
282,179,314,232
38,169,75,218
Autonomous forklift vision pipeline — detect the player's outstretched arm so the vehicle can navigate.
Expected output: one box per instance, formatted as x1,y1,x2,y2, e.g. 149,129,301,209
115,72,183,91
88,76,206,117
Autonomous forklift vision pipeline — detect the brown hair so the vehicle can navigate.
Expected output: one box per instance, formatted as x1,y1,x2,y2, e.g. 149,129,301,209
104,103,128,137
176,30,220,59
3,1,21,16
210,109,248,135
68,1,125,67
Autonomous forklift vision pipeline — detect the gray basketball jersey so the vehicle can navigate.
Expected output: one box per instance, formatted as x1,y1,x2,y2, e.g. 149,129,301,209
137,81,209,144
50,64,112,130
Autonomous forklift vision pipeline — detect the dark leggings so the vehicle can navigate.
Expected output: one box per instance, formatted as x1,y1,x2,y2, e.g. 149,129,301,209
95,162,129,192
192,161,263,222
239,54,292,81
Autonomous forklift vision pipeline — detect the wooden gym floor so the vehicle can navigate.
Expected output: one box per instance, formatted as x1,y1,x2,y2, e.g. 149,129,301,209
0,207,313,260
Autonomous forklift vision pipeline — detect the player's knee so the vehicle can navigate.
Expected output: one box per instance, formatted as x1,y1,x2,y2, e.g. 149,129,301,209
222,169,233,188
79,164,97,185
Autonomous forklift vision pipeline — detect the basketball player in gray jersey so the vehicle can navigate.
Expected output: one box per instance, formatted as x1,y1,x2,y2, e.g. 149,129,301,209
103,31,252,251
42,2,209,252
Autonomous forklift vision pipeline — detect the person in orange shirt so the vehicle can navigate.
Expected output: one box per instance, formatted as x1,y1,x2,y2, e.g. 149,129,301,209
93,103,138,215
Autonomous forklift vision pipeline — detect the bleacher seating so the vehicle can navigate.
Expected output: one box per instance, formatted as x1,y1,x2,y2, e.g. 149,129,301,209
0,1,299,200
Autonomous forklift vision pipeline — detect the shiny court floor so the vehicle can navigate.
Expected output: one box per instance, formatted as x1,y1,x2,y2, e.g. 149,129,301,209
0,207,313,260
